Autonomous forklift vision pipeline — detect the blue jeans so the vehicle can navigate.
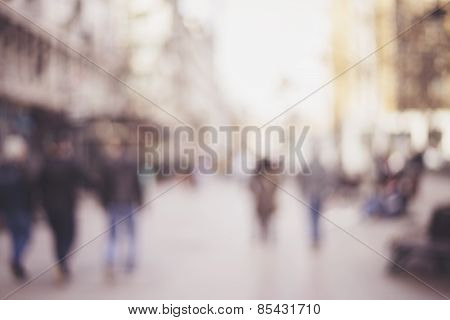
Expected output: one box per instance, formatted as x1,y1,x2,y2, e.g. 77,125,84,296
309,195,321,244
105,203,136,269
5,211,31,266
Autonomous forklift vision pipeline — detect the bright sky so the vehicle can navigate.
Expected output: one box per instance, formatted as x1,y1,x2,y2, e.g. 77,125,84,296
180,0,333,126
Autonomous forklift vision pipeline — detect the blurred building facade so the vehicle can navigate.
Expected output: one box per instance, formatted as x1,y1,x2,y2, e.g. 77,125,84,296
0,0,135,174
125,0,228,126
331,0,450,176
0,0,129,119
395,0,450,110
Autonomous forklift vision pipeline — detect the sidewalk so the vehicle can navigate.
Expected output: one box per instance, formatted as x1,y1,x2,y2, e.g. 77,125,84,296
1,174,449,299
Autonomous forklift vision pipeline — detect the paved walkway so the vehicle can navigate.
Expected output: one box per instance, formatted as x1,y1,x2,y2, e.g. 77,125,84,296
1,174,449,299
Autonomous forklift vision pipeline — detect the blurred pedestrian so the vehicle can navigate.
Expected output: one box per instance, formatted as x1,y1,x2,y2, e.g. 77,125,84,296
99,140,142,275
38,137,86,281
400,152,424,202
0,135,33,280
299,153,329,248
249,158,278,241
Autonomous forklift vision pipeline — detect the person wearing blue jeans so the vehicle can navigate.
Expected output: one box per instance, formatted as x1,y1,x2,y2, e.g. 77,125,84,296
99,140,142,275
309,195,322,246
0,135,33,280
298,152,329,248
106,203,136,272
4,211,32,279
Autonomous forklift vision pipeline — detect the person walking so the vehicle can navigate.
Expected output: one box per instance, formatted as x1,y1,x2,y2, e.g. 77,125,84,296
299,153,328,248
0,135,34,280
38,137,85,281
249,158,279,242
99,140,142,275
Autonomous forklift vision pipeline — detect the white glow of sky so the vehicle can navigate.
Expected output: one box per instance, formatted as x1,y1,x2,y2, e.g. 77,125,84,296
180,0,333,124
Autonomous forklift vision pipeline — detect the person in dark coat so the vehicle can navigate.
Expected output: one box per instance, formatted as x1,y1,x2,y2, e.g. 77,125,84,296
99,140,142,274
0,135,33,280
249,158,278,241
38,138,85,280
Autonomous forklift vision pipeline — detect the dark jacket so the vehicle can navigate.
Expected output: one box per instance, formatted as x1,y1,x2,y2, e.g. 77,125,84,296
0,162,33,216
38,157,84,214
99,155,142,208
